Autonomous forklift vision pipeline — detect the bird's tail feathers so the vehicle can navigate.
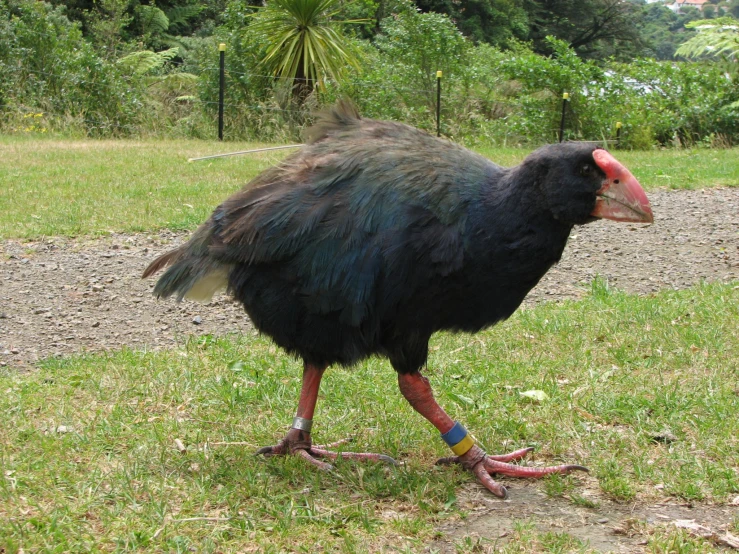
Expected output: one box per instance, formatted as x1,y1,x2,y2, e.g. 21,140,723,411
142,227,230,302
304,99,361,144
142,249,179,279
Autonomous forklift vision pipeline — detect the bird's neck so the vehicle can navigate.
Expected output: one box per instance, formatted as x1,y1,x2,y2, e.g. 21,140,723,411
480,164,554,223
474,164,574,260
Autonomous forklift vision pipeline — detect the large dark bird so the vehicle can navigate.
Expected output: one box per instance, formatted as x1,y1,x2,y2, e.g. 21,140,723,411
144,101,653,497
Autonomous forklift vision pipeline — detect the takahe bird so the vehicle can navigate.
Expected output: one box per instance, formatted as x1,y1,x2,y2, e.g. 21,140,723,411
144,101,653,498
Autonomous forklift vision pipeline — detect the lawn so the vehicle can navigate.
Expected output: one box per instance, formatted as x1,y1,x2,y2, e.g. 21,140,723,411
0,136,737,552
0,136,736,240
1,281,737,552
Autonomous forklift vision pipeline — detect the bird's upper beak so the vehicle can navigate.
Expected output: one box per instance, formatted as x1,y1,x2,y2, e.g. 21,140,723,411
590,149,653,224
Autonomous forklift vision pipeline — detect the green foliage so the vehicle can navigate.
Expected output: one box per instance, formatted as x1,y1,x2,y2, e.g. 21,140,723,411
83,0,132,57
323,6,470,132
1,0,737,146
118,47,180,75
135,2,204,50
247,0,364,102
179,2,307,140
612,57,739,145
639,3,701,60
0,0,146,135
676,16,739,60
526,0,646,59
137,4,170,37
490,38,739,146
415,0,529,46
373,7,469,105
490,37,608,143
326,32,738,147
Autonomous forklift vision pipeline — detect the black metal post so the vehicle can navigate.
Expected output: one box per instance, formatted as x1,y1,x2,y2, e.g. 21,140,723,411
558,92,569,143
616,122,622,148
218,43,225,141
436,70,442,137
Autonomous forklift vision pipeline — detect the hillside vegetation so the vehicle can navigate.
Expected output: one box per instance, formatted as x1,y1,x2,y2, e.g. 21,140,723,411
1,0,737,147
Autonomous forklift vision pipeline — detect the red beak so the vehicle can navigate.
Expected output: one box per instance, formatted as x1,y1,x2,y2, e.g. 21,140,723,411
590,150,653,224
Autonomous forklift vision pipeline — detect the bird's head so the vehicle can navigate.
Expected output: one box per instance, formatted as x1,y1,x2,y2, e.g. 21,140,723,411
526,143,653,226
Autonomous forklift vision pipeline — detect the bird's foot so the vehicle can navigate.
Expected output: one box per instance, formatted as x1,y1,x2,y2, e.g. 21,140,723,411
255,430,397,471
436,445,588,498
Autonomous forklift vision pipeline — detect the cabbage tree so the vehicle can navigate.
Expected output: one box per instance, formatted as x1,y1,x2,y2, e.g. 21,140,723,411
248,0,364,103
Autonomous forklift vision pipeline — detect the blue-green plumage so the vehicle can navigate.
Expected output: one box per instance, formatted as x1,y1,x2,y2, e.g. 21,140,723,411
144,101,608,373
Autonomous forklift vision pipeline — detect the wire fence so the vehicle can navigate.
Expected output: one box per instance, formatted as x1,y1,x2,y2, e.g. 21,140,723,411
0,41,627,146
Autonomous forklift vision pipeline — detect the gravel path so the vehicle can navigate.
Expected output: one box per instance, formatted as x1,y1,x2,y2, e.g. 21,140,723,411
1,188,737,370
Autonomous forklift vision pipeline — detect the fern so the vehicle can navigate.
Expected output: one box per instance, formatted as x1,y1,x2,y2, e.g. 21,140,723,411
136,5,170,36
118,48,179,75
165,5,203,33
676,17,739,61
155,72,198,88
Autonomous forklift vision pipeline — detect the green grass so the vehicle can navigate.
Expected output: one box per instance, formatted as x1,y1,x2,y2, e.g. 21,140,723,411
1,280,737,552
1,136,736,240
0,137,280,240
473,145,739,191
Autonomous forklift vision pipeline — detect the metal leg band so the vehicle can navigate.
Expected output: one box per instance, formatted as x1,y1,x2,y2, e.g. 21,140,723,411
291,416,313,433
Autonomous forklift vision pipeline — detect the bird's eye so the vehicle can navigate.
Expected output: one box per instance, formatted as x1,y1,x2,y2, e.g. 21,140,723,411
580,164,592,176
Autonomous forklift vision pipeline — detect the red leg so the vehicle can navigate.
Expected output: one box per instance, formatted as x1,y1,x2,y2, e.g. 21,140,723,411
398,371,587,498
256,362,396,469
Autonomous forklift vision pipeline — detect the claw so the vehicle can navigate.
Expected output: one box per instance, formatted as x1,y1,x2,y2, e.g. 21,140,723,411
435,456,459,466
256,430,395,472
483,457,588,478
255,445,277,456
436,446,539,467
296,448,334,471
444,445,587,498
472,461,507,498
377,454,399,466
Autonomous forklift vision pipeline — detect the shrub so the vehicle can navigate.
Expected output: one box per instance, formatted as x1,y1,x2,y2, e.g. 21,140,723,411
0,0,146,136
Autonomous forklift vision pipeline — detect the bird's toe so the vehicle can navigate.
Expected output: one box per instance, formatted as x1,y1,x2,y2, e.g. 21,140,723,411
434,455,460,466
377,454,399,466
255,445,276,456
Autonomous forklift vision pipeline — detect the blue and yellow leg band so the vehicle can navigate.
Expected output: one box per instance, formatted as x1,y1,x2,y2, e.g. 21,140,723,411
441,421,475,456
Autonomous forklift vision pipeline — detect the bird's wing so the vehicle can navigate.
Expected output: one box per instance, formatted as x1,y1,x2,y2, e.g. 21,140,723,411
210,115,498,326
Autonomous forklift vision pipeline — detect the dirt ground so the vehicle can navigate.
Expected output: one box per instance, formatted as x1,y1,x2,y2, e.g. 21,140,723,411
429,481,739,553
2,188,737,369
1,187,738,552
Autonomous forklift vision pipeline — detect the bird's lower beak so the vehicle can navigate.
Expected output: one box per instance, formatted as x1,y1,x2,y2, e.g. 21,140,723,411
591,150,653,223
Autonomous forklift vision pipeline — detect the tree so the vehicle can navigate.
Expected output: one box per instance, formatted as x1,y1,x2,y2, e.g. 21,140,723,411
374,7,469,108
133,3,203,50
526,0,646,59
248,0,363,103
638,3,701,59
414,0,530,46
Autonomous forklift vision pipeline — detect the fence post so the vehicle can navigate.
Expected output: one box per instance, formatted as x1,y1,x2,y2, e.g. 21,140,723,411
436,70,442,137
218,43,226,141
558,92,569,143
616,121,622,149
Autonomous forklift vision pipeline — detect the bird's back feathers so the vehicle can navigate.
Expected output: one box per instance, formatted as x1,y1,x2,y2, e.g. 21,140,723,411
145,102,579,371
